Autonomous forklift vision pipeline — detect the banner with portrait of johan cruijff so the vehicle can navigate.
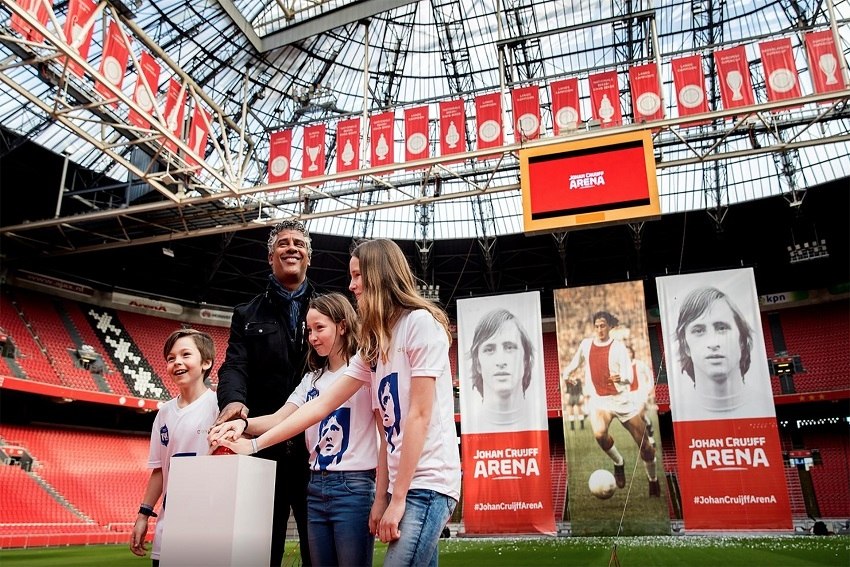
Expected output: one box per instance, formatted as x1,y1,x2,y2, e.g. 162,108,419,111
553,281,669,536
458,291,555,535
656,268,791,531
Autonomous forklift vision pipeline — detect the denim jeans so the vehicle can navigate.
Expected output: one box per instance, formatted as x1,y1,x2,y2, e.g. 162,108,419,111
306,469,376,567
383,489,457,567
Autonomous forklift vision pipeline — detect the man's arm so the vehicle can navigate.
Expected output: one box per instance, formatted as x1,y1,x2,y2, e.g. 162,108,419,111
215,309,250,425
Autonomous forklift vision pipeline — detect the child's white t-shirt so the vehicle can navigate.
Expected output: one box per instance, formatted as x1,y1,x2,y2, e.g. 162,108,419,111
346,309,461,500
146,388,218,560
287,365,378,472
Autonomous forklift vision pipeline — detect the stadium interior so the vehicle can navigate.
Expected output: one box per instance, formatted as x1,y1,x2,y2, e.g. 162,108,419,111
0,0,849,551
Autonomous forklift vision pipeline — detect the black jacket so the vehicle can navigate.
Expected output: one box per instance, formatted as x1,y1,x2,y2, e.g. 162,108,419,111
217,279,315,457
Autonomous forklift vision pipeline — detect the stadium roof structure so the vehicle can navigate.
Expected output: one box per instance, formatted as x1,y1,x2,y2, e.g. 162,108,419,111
0,0,848,310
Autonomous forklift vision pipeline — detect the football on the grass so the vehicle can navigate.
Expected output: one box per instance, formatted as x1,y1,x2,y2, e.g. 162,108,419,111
588,469,617,499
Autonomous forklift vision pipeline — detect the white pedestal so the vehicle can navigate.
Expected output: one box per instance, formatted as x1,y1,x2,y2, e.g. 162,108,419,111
160,454,276,567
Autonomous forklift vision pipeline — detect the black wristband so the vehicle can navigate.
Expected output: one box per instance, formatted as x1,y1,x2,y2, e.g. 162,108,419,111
239,416,249,432
139,504,158,518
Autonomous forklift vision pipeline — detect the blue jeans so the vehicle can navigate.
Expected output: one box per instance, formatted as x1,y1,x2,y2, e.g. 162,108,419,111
383,489,457,567
307,469,376,567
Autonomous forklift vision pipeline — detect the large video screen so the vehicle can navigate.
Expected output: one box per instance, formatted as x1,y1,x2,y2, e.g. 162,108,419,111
519,130,660,234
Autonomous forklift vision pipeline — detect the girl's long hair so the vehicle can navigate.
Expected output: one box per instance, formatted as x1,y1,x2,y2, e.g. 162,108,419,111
351,239,451,364
306,292,360,381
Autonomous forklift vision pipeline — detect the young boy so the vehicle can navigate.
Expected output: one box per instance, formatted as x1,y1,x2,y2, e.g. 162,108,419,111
130,329,219,566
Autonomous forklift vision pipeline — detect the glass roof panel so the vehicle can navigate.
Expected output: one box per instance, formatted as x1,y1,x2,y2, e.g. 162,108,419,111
0,0,848,243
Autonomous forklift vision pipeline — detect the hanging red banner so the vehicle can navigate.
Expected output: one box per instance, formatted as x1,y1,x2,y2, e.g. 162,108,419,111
588,71,622,128
162,78,186,154
62,0,96,78
10,0,51,43
673,419,792,530
759,38,802,103
714,46,755,111
474,92,503,157
268,129,292,184
457,292,556,536
550,78,581,135
511,85,541,142
671,55,710,124
461,430,555,534
628,62,664,123
186,105,211,169
805,30,846,94
404,105,430,164
302,124,326,179
96,20,129,107
657,268,792,531
370,111,395,170
128,51,161,129
439,99,466,157
336,117,360,175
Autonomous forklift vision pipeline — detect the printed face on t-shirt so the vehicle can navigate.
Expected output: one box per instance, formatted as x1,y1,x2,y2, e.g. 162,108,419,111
380,381,396,428
318,415,344,457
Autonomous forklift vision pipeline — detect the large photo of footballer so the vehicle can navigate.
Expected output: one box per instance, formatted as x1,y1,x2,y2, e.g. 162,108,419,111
554,280,669,536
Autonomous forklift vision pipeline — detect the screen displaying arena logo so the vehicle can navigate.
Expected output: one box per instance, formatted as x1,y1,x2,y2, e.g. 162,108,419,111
519,130,660,235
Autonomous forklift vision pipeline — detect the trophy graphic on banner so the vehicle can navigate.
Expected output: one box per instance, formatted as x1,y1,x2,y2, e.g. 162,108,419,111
166,103,180,132
191,125,204,155
598,94,615,123
375,133,389,161
445,121,460,149
306,145,320,171
341,139,355,166
726,70,744,100
70,19,84,52
819,53,838,85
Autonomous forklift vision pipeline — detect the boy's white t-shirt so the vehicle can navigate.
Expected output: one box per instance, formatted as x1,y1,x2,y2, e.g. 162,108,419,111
287,365,378,472
345,309,461,501
146,388,218,560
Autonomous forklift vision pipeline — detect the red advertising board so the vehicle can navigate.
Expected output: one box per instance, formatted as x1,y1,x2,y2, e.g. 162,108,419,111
759,38,802,103
510,85,541,142
474,92,503,156
588,71,622,127
656,268,793,532
62,0,96,78
461,430,555,534
714,46,756,111
162,78,187,154
550,78,581,135
628,62,664,122
439,99,466,157
336,117,361,174
186,105,210,169
805,30,846,95
674,418,792,530
370,111,395,169
671,55,710,124
268,129,292,183
10,0,51,43
404,105,429,164
302,123,326,179
128,51,161,129
96,20,129,106
439,99,466,158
